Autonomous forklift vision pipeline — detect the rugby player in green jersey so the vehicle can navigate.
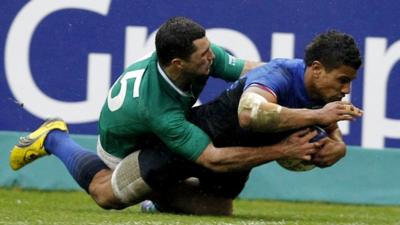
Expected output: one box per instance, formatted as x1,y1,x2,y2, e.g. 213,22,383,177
9,17,336,215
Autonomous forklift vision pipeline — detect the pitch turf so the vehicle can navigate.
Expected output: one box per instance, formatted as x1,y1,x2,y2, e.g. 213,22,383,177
1,188,400,225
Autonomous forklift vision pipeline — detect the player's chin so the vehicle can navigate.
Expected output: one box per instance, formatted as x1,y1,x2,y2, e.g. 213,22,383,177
204,63,212,74
327,96,343,102
200,68,210,76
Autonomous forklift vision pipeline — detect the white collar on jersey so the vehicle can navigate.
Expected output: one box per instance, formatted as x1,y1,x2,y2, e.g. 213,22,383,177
157,62,192,97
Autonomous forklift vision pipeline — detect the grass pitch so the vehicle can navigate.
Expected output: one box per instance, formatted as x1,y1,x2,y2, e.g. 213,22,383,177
1,188,400,225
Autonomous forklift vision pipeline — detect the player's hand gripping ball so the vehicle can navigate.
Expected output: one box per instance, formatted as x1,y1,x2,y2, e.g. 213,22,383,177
277,126,327,172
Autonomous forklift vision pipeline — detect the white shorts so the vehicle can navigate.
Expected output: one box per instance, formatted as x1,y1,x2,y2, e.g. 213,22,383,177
96,137,122,170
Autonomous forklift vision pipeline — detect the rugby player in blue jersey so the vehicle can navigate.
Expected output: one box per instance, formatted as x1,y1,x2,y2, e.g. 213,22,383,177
9,15,362,215
190,30,363,169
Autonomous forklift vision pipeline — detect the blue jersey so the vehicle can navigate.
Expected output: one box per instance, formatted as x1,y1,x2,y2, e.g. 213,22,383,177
189,58,325,147
241,58,325,109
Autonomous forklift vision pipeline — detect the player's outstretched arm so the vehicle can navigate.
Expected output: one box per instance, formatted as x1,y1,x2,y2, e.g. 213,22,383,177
238,86,363,132
195,129,320,173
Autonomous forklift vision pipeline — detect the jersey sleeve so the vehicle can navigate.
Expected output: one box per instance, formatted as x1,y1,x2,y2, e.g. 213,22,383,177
209,43,245,82
149,112,210,161
244,61,290,99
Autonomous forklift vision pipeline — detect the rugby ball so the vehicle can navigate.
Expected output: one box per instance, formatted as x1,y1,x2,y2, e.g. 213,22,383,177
276,126,327,172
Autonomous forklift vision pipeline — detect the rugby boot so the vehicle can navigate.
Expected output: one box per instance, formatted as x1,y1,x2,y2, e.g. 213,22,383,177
9,118,68,170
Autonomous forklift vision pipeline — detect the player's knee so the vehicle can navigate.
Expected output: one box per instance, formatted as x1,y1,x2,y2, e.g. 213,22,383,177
88,169,126,210
90,184,126,210
91,192,113,209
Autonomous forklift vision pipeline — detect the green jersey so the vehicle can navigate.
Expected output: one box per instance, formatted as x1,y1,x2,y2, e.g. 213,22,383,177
98,44,245,161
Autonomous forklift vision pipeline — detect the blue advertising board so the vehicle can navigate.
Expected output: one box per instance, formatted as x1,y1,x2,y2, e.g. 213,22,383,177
1,0,400,149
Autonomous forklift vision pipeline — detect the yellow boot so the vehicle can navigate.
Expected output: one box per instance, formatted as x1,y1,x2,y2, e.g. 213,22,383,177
9,118,68,170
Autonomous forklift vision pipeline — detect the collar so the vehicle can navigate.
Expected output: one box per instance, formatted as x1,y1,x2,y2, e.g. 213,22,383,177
157,62,192,98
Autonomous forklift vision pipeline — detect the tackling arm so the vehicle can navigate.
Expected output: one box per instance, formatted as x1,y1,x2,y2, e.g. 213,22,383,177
196,128,319,173
154,111,316,172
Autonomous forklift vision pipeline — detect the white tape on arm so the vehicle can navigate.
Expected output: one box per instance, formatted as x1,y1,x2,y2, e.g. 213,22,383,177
238,92,282,131
247,93,268,119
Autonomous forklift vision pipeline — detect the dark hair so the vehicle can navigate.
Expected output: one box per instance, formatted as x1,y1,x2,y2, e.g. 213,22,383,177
304,30,362,71
155,17,206,66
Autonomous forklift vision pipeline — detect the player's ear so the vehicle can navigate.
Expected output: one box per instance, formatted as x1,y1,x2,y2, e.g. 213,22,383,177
171,58,184,69
311,61,324,78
